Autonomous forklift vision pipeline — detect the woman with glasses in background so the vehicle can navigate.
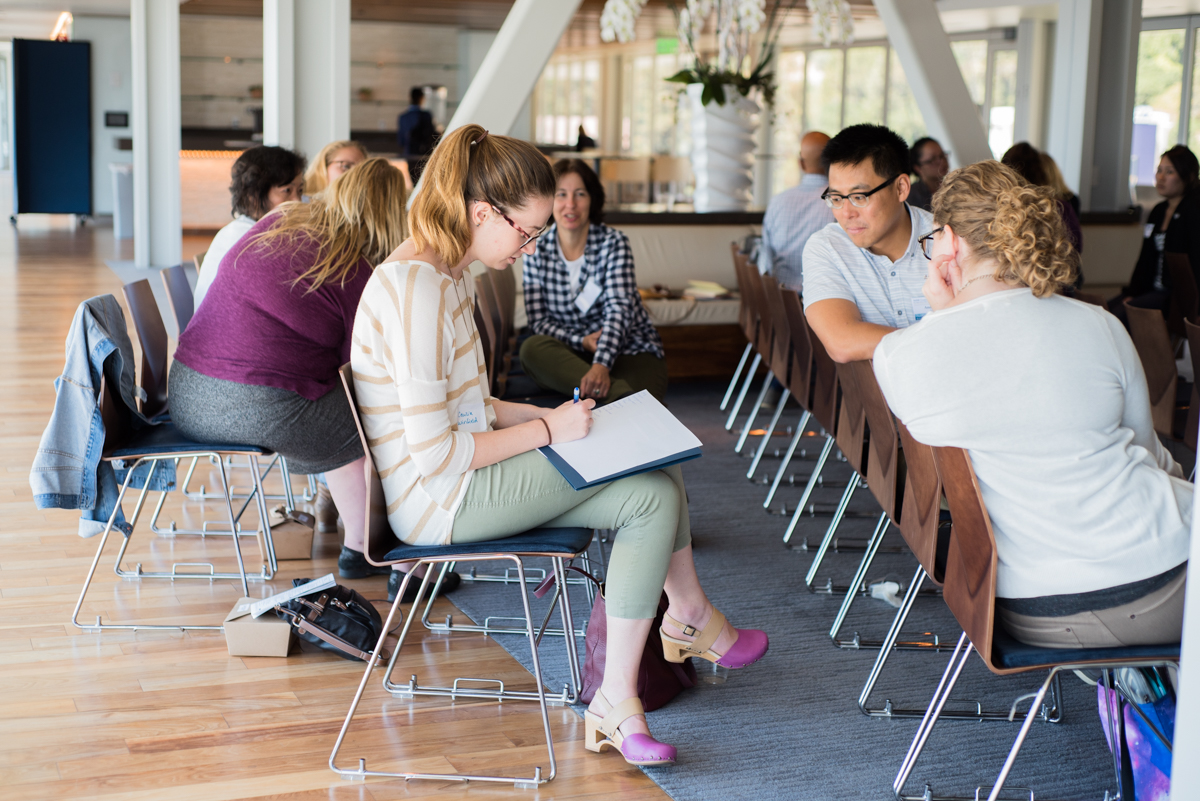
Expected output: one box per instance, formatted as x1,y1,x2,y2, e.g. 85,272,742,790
520,159,666,404
350,125,767,766
303,140,369,197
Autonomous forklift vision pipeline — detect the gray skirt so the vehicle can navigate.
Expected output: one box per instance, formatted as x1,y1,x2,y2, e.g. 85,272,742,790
168,361,363,475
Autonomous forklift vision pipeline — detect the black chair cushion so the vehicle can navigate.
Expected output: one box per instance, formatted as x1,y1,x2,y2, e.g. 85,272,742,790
384,527,593,562
991,620,1180,670
109,421,267,459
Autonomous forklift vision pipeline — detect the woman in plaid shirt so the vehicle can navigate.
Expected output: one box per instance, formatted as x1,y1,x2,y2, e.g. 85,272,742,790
520,160,667,403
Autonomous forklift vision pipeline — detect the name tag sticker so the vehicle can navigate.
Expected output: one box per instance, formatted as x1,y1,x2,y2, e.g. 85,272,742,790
1145,223,1156,239
912,296,932,321
574,278,603,314
456,402,486,432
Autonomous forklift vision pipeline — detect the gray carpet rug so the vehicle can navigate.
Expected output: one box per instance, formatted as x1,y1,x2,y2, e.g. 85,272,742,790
442,381,1118,800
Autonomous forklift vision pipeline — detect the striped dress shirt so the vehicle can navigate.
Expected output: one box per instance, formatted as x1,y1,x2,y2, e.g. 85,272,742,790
758,173,836,291
351,260,495,546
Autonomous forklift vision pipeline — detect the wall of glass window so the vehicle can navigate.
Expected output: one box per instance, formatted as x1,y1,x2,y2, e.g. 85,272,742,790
533,29,1019,200
1132,16,1200,186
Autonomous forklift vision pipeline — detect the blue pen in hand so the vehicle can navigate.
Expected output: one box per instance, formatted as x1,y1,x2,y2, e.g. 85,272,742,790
574,387,580,404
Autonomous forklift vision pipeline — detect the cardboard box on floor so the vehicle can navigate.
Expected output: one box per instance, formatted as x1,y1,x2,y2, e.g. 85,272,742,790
255,506,315,561
224,597,294,657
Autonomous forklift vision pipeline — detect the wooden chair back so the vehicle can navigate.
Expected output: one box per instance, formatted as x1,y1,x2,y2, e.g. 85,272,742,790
490,266,517,349
849,361,902,522
650,155,691,184
474,274,500,393
121,279,170,420
931,446,1003,671
1125,300,1179,437
806,312,840,435
1185,317,1200,451
834,361,868,476
339,363,401,566
760,273,792,385
193,252,205,272
731,243,767,352
779,289,813,412
895,422,944,584
1165,253,1198,336
160,264,194,334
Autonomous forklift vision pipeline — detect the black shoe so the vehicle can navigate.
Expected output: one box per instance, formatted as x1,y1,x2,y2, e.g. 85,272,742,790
388,569,461,603
337,546,393,579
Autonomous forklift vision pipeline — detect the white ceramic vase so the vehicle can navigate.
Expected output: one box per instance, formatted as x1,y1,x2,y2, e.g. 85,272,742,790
687,83,760,213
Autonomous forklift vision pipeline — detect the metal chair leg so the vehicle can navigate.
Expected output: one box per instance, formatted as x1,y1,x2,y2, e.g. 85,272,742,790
782,435,836,544
724,353,761,431
764,410,812,509
746,388,790,479
720,342,753,411
734,370,775,453
829,512,894,647
986,667,1064,801
803,472,860,593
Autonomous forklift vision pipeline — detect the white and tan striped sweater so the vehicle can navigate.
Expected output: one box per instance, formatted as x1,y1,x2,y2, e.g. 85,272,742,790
350,260,495,545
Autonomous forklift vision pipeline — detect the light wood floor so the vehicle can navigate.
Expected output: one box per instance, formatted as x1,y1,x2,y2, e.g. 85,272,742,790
0,220,667,800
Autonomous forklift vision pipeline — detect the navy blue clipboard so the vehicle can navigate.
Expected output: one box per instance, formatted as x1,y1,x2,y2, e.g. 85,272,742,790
538,445,703,490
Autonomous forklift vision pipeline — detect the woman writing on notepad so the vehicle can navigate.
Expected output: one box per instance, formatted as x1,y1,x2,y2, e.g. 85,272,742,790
350,125,767,767
520,159,667,403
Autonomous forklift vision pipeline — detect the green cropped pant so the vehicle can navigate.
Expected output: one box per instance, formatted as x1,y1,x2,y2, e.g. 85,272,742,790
519,334,669,404
452,450,690,619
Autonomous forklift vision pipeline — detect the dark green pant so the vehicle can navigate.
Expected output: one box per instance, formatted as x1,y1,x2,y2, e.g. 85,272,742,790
519,334,668,404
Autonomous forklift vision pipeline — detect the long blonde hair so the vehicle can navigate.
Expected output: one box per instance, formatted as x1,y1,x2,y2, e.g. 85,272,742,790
1039,151,1073,201
303,140,369,195
408,124,555,267
241,157,408,292
931,161,1078,297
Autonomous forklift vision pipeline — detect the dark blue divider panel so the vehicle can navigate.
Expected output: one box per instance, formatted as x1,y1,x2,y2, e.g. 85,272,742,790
13,39,92,216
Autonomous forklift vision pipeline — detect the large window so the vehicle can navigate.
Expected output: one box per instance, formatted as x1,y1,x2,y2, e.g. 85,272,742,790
535,58,601,148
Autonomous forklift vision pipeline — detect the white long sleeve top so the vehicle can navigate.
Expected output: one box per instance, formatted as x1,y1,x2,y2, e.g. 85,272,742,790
873,288,1191,599
350,260,495,546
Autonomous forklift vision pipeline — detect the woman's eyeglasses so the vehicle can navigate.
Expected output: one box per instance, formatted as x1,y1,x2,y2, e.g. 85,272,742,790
918,226,945,260
483,200,546,249
821,174,900,210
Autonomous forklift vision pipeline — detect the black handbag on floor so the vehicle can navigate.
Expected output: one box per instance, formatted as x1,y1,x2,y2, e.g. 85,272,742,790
273,578,387,663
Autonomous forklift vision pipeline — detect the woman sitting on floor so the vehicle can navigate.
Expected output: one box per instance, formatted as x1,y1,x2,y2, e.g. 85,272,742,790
520,159,667,403
194,145,305,310
303,139,369,197
168,158,421,591
350,125,767,766
873,160,1191,650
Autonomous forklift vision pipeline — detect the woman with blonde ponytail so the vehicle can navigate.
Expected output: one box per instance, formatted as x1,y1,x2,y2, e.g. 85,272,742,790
351,124,767,766
873,160,1190,650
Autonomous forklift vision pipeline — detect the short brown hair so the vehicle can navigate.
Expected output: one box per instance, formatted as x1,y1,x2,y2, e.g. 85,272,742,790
552,159,606,224
931,161,1078,298
408,124,556,267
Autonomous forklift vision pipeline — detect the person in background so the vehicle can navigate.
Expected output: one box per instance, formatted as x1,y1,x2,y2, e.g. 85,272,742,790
575,124,597,151
758,130,835,291
1109,145,1200,323
1040,151,1080,218
352,124,767,766
521,159,667,404
802,124,933,363
906,137,949,212
398,87,437,183
303,140,368,196
875,160,1188,650
167,160,427,597
1001,142,1082,254
193,146,305,310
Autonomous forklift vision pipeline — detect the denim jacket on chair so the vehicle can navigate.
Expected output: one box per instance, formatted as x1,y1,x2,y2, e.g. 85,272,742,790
30,295,175,537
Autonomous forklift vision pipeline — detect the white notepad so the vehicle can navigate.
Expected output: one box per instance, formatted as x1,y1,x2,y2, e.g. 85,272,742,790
538,390,703,489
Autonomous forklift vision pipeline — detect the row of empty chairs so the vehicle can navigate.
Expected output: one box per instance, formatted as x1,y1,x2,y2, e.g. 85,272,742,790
719,242,1180,800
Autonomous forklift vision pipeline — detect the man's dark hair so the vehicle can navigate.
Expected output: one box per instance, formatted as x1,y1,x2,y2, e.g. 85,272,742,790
1001,142,1047,187
410,86,425,106
229,146,306,220
552,158,606,224
909,137,938,171
822,124,910,181
1163,144,1200,192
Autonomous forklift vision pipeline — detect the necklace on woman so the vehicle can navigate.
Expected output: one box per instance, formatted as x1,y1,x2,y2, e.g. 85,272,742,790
956,273,994,295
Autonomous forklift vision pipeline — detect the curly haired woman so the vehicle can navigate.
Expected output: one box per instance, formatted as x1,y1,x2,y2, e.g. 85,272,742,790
873,160,1190,650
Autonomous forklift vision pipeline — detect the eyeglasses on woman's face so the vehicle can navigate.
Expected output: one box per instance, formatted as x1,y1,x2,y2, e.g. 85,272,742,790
482,200,547,249
821,174,900,210
919,226,946,260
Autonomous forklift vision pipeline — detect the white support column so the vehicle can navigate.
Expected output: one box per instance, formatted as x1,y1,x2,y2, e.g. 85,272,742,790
874,0,992,168
1014,18,1052,149
262,0,348,160
1046,0,1140,211
263,0,295,149
130,0,180,269
444,0,583,140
